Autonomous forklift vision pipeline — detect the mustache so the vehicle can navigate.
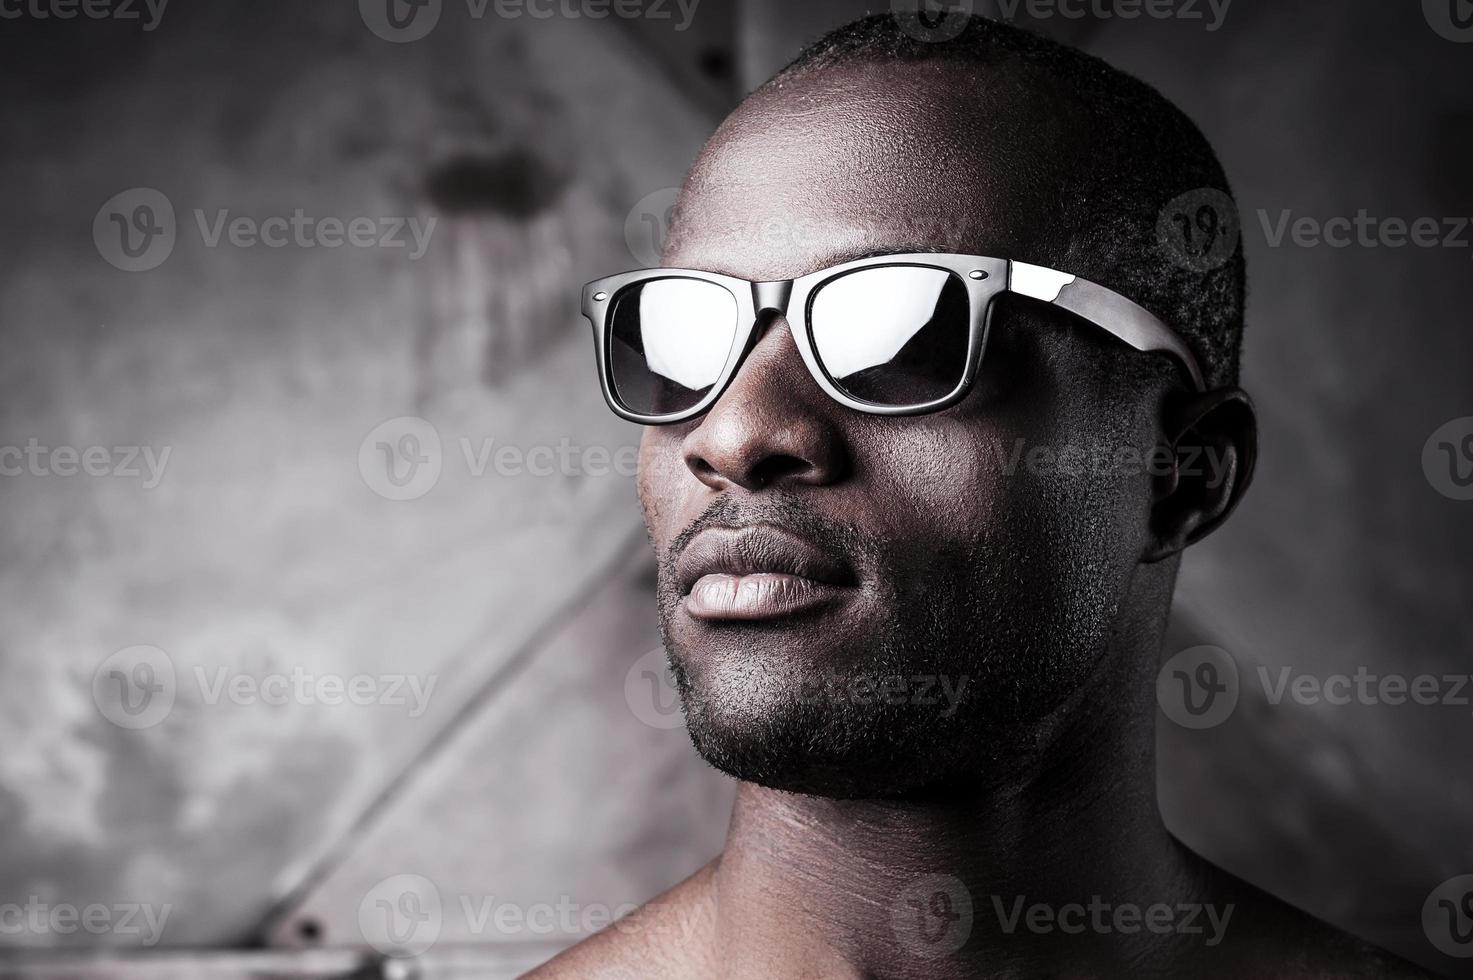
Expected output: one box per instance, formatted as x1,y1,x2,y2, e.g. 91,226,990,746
662,493,875,575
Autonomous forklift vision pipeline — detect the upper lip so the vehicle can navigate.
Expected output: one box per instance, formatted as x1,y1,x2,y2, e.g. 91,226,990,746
674,525,858,596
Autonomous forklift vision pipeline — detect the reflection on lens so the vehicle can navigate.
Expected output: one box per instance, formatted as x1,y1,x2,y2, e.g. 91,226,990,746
609,278,738,416
809,266,970,406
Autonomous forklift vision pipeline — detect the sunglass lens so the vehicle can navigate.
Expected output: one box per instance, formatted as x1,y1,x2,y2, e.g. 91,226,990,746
807,265,971,407
608,277,739,417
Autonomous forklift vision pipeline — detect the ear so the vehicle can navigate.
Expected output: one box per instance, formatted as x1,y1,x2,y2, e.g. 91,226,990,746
1142,386,1258,562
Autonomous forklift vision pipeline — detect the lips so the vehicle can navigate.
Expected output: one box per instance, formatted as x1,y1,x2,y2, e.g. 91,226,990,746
674,525,859,621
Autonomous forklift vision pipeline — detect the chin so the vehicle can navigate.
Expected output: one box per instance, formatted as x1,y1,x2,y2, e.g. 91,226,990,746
665,635,994,799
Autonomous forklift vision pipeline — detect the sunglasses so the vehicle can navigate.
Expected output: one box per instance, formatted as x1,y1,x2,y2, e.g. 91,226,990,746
581,253,1205,424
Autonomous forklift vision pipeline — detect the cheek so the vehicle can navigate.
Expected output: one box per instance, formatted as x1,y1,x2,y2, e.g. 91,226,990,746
858,418,1007,549
857,411,1150,571
635,429,689,546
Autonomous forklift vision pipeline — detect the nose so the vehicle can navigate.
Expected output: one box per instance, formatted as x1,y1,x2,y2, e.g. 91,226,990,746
682,313,851,492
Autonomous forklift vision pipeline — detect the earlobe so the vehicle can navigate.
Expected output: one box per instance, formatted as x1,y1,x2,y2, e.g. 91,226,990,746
1142,386,1258,563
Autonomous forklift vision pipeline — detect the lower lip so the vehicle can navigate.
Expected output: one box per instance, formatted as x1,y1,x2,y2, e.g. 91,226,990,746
684,572,850,621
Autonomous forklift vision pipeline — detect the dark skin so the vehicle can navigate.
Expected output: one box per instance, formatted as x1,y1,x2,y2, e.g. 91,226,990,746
530,60,1431,979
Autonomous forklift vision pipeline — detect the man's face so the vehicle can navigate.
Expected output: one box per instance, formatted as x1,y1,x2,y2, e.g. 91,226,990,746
637,62,1165,798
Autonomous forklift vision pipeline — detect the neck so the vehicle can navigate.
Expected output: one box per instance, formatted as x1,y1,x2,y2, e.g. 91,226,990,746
706,563,1213,979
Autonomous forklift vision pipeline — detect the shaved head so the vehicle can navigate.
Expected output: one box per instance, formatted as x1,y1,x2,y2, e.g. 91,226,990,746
670,14,1244,389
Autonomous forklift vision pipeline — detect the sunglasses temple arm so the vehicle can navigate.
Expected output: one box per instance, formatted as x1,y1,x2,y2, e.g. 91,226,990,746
1007,261,1208,392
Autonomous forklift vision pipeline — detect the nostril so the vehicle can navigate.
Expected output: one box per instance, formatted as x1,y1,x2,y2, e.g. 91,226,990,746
688,456,720,482
685,451,820,491
749,454,815,488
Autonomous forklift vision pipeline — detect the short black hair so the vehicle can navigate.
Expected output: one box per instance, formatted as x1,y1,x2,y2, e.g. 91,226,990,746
766,13,1245,389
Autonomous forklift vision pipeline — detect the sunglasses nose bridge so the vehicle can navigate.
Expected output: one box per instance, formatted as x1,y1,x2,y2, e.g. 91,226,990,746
751,280,793,317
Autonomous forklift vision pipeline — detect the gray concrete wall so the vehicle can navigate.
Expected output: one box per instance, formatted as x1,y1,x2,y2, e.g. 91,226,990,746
0,0,723,954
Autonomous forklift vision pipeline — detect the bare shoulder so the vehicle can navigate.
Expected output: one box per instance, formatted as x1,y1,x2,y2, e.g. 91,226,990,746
521,862,718,980
520,852,1437,979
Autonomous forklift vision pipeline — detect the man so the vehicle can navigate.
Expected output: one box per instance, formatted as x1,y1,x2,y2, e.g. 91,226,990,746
533,13,1429,978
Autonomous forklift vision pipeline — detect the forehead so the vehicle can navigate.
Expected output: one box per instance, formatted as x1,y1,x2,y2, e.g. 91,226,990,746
664,60,1077,281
